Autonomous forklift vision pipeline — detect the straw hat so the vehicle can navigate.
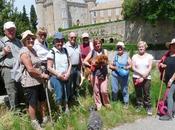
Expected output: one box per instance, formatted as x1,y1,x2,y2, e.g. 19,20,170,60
21,30,36,43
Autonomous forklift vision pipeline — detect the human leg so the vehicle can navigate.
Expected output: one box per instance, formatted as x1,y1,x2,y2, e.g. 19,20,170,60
111,72,119,101
121,75,129,104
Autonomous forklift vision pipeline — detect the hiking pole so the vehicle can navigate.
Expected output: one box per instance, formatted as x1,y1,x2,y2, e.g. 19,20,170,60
44,80,54,129
155,70,165,117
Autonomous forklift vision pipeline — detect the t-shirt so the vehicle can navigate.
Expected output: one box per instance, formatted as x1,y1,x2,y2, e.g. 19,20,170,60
47,47,69,74
164,56,175,84
132,53,153,79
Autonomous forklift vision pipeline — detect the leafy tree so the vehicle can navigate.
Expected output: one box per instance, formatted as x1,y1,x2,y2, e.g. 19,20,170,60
123,0,175,23
30,5,37,32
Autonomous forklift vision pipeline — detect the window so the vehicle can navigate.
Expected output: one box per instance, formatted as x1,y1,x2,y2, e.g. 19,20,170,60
108,9,112,17
116,9,120,16
100,10,104,17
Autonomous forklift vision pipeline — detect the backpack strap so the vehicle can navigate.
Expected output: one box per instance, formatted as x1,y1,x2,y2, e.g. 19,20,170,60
63,47,69,65
51,49,56,69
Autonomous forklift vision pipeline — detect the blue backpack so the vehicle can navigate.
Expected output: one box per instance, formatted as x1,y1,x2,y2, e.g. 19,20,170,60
114,52,129,77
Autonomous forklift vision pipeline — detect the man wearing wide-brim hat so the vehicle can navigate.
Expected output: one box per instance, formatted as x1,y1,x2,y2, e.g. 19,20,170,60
159,38,175,121
0,21,23,110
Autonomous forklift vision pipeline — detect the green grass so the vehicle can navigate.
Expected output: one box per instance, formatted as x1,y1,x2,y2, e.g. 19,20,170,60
0,67,165,130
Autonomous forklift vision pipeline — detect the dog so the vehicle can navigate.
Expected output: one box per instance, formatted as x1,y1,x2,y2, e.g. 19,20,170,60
87,106,103,130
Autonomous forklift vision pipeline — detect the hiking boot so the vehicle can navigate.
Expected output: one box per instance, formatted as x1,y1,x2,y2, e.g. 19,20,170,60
147,107,152,116
159,115,172,121
123,103,129,109
31,120,43,130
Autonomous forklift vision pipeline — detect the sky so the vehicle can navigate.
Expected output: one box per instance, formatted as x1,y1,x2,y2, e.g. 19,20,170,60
14,0,108,15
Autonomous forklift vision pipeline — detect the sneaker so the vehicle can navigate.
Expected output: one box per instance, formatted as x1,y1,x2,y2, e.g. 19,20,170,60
41,116,48,127
159,115,172,121
123,103,129,109
31,120,43,130
147,108,152,116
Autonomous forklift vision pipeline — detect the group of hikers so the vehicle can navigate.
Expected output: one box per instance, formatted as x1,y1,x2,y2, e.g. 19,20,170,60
0,21,175,130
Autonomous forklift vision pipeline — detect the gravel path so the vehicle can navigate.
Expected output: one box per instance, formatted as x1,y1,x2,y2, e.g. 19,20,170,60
111,116,175,130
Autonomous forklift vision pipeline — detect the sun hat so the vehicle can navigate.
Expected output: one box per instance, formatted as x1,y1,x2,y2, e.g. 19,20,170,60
3,21,16,30
21,30,36,43
82,32,89,38
116,42,125,48
54,32,64,39
166,38,175,48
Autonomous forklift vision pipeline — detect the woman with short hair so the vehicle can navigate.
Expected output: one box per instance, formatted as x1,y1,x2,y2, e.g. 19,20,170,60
19,30,49,130
109,42,131,109
132,41,153,115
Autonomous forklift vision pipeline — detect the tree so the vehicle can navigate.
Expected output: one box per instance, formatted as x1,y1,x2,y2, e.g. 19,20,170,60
123,0,175,23
22,6,30,28
30,5,37,32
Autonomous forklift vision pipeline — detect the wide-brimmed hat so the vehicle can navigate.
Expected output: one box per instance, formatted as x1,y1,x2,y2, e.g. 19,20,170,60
166,38,175,48
3,21,16,30
116,42,125,48
21,30,36,43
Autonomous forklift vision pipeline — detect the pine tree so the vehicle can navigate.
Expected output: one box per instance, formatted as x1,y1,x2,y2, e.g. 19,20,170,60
30,5,37,32
22,5,30,29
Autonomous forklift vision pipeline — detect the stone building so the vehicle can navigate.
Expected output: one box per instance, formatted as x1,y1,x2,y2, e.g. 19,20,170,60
35,0,123,35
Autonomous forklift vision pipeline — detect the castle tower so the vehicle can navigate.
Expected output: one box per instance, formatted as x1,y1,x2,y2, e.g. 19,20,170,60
35,0,45,28
52,0,69,30
84,0,96,24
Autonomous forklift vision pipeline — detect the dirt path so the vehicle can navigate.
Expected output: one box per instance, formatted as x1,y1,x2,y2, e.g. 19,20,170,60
111,116,175,130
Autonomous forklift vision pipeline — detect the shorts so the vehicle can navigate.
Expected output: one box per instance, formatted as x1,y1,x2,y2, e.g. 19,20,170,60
24,84,46,107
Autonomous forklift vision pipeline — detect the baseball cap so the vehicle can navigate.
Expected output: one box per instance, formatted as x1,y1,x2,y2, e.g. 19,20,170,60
82,32,89,38
116,42,125,48
3,21,16,30
166,38,175,48
54,32,64,39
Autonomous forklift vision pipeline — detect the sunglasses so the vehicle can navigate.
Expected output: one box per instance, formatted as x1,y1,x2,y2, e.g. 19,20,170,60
26,37,35,41
70,37,76,39
39,33,47,37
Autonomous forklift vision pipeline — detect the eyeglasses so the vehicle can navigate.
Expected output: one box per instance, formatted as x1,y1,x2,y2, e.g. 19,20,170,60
70,37,76,39
39,33,47,37
26,37,35,41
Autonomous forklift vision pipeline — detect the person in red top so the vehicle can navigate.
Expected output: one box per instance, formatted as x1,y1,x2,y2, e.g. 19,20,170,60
80,33,93,83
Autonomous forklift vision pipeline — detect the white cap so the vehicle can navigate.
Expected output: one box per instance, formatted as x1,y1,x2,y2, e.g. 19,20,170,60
82,32,89,38
116,41,125,48
3,21,16,30
166,38,175,48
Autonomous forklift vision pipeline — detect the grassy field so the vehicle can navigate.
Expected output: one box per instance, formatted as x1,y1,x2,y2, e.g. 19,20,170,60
0,67,166,130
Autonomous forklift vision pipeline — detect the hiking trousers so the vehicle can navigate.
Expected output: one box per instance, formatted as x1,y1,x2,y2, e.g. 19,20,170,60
167,83,175,116
0,67,17,109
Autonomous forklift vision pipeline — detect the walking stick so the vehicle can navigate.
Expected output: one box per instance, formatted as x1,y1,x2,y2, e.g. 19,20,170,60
44,80,54,129
155,70,165,117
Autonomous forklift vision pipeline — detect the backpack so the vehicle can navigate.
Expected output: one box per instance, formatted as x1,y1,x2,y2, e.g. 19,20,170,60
114,52,129,77
157,88,170,116
11,58,24,82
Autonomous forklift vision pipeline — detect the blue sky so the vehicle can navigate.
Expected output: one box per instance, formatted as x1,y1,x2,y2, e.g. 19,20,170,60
14,0,107,15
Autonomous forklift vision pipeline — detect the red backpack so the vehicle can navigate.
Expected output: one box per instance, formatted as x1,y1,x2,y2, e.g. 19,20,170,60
157,88,170,116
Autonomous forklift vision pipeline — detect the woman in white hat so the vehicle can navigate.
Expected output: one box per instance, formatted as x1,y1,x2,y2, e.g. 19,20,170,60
132,41,153,115
159,38,175,120
109,42,131,109
19,30,49,129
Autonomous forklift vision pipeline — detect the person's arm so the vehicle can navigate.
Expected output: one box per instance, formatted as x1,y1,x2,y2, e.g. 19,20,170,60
47,58,64,80
168,73,175,87
63,57,72,81
83,51,92,67
20,53,48,79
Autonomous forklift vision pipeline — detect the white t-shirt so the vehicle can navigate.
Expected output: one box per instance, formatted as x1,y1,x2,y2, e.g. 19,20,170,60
47,47,69,74
132,53,153,79
33,39,49,61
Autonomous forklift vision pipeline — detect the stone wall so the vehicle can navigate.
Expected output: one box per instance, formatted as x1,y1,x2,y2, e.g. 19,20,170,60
62,20,175,44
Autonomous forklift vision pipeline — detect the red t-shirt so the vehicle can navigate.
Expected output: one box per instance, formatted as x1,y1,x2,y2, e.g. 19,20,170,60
80,43,91,60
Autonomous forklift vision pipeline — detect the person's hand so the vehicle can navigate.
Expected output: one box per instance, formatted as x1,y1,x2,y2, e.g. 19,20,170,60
160,63,167,68
63,72,70,81
41,73,49,80
56,73,64,80
3,46,11,55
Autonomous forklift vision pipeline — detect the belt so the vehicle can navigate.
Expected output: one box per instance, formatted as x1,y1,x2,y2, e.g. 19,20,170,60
72,65,79,67
0,66,12,69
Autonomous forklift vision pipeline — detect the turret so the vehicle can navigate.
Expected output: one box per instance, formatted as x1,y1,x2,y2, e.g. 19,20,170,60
52,0,69,30
35,0,45,28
